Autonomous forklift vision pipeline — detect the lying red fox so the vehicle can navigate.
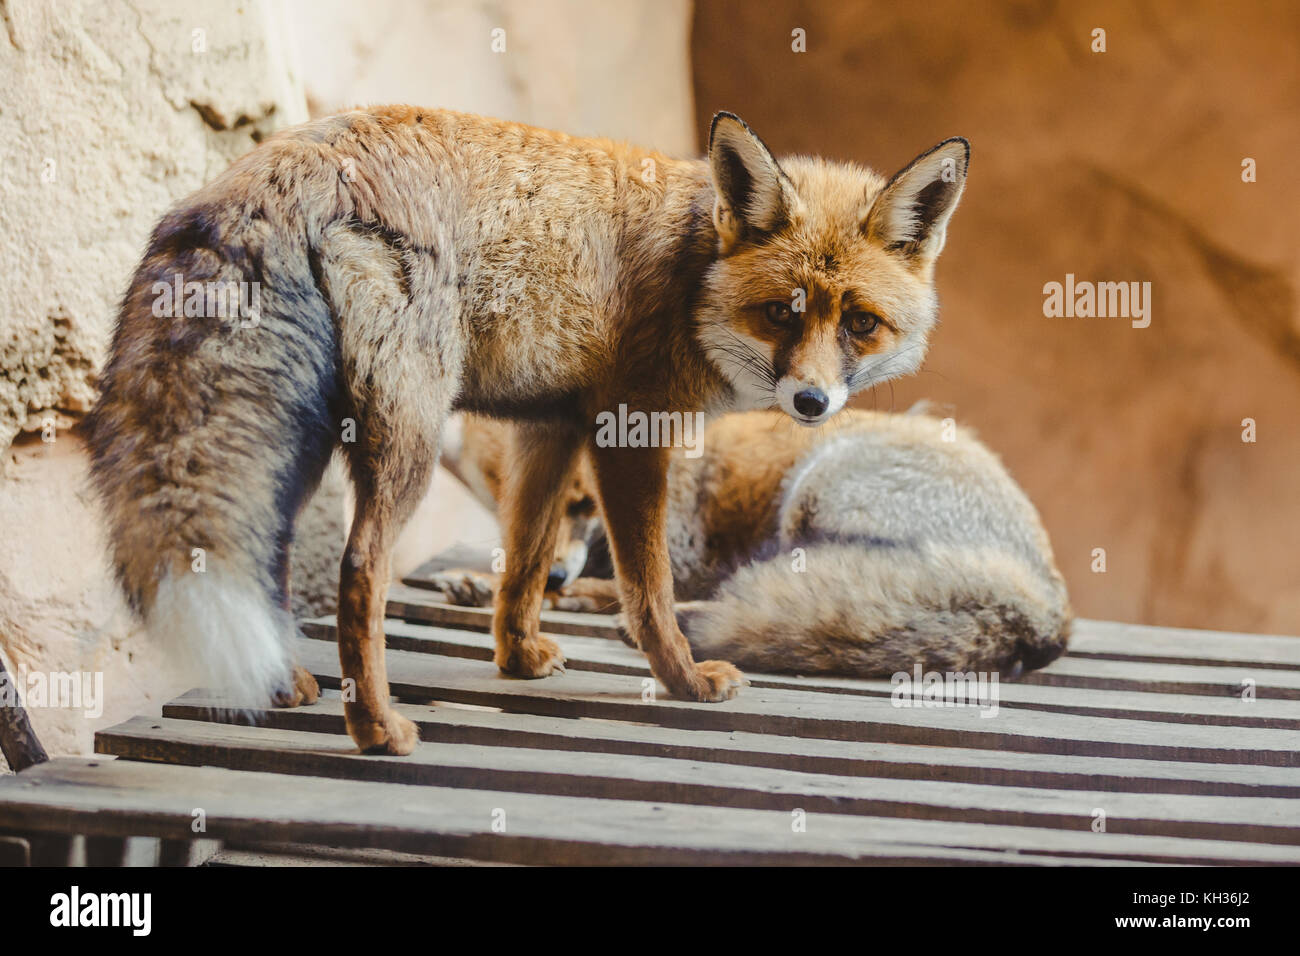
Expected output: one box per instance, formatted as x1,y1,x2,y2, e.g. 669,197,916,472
438,408,1072,678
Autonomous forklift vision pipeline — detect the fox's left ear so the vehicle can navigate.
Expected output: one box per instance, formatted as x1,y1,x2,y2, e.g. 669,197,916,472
709,111,797,253
865,137,970,263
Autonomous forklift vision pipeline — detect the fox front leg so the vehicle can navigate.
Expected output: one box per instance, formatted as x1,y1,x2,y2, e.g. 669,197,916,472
589,441,746,701
491,423,583,678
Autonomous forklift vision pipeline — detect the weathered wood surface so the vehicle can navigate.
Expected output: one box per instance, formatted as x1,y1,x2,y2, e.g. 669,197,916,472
386,583,1300,698
163,691,1300,798
389,583,620,640
304,617,1300,724
95,714,1300,850
0,757,1176,866
396,577,1300,672
287,636,1300,767
0,555,1294,866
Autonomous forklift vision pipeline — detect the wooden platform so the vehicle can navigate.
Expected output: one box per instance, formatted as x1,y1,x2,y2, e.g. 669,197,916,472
1,577,1298,866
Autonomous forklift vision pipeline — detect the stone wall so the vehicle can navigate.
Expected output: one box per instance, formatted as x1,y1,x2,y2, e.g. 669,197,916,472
0,0,317,761
691,0,1300,635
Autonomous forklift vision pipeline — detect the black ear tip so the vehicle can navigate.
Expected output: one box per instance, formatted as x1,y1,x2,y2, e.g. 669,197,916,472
709,110,747,148
945,136,971,165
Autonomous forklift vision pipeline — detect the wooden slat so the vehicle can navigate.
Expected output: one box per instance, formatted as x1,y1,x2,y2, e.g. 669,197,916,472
0,756,1182,866
0,835,30,866
286,637,1300,766
388,583,619,640
84,835,161,867
164,691,1300,797
386,585,1300,700
1019,657,1300,700
391,580,1300,671
303,617,1300,726
26,833,83,866
158,838,221,867
206,842,501,867
96,714,1300,852
1068,619,1300,670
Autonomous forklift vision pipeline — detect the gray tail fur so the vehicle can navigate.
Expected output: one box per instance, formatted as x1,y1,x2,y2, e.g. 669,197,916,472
83,199,340,706
681,541,1071,677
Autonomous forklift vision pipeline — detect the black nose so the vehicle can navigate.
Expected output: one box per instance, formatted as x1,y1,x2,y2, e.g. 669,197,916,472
546,565,568,591
793,388,829,418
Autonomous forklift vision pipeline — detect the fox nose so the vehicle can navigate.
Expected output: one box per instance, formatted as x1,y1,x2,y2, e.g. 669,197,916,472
546,565,568,591
793,388,830,418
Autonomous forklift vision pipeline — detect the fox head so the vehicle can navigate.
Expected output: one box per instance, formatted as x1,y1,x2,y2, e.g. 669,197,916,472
696,112,969,426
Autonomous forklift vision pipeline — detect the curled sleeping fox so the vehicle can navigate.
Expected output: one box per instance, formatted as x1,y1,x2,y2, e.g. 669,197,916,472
437,408,1072,678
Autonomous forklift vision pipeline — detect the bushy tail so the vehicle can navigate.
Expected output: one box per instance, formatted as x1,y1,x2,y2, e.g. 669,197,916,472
83,201,338,706
682,541,1071,678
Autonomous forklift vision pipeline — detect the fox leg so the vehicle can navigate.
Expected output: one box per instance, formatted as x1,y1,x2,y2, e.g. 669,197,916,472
338,491,424,755
338,403,446,754
550,576,621,612
336,367,450,754
492,423,583,677
589,442,746,702
321,216,463,755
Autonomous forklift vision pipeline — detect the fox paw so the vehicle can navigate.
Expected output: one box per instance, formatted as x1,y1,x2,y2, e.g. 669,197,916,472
680,660,747,702
496,634,566,679
430,570,496,607
348,708,419,756
271,666,320,708
547,592,612,613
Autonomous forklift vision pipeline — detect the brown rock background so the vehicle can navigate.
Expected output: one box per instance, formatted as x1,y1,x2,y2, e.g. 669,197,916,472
692,0,1300,634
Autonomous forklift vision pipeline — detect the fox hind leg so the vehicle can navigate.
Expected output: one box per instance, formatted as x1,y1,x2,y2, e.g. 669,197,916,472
325,220,462,755
337,384,451,754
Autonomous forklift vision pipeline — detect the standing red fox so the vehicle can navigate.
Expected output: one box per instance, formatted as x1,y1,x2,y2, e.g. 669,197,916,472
86,107,969,755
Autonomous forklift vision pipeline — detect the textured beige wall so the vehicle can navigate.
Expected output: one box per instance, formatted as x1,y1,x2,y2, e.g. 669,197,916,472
691,0,1300,636
286,0,696,154
0,0,316,762
0,0,306,449
284,0,698,578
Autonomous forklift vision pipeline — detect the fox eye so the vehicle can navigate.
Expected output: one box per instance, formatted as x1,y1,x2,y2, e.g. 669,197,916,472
763,301,794,326
844,311,881,337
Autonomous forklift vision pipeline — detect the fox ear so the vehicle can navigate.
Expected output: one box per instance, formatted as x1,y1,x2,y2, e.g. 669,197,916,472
866,137,969,262
709,112,794,252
